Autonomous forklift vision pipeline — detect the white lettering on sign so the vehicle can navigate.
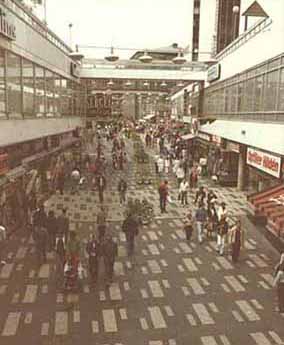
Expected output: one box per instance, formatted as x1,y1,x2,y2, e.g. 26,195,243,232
247,147,281,178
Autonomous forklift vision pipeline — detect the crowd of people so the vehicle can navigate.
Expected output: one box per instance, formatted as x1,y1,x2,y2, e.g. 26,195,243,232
0,120,283,314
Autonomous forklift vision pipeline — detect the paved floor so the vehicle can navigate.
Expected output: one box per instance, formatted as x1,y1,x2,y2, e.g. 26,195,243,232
0,137,283,345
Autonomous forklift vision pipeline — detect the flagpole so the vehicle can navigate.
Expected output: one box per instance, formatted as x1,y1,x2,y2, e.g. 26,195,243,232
44,0,47,25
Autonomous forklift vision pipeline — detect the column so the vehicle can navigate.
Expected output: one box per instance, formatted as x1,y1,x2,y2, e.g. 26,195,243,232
237,145,246,191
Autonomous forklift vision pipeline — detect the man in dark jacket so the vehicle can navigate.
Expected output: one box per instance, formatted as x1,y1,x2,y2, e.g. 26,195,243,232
46,210,57,250
122,214,139,256
86,234,100,285
34,226,48,264
118,178,127,204
57,208,69,244
158,180,168,213
96,174,106,203
102,235,118,285
194,186,206,205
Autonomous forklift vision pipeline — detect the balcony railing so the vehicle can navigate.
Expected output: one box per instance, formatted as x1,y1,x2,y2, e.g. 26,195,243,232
1,0,72,55
215,17,273,61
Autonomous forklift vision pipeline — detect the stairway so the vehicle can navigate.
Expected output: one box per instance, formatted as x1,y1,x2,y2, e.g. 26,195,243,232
247,183,284,239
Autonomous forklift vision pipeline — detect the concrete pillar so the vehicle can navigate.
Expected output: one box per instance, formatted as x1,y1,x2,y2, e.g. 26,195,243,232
237,145,246,191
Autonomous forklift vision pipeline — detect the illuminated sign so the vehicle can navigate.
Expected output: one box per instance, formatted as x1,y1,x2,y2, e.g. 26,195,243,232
247,147,281,178
0,7,16,40
207,63,221,83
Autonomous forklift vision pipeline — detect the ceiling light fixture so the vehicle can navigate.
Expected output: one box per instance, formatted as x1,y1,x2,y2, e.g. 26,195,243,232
139,51,153,63
105,47,119,62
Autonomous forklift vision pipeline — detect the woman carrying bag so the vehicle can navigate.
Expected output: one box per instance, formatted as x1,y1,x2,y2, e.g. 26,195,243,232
228,219,245,263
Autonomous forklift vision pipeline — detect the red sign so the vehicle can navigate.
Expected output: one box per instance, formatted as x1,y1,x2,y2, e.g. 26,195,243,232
247,147,281,178
0,153,8,175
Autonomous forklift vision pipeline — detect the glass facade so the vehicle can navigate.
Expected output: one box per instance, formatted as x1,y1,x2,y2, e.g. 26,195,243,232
0,48,83,119
203,54,284,116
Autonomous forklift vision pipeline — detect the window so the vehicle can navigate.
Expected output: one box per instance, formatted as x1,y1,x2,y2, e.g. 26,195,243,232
7,52,22,118
0,49,6,118
254,75,263,111
278,68,284,111
22,59,35,117
54,74,61,116
35,67,45,117
237,82,244,112
45,70,54,117
263,70,278,111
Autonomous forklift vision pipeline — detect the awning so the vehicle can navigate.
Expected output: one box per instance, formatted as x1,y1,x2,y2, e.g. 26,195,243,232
200,120,284,156
143,114,156,120
181,134,195,141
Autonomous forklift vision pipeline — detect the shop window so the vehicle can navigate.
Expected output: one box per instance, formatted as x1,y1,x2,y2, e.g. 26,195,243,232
46,70,55,117
263,70,278,111
35,67,45,117
23,58,35,117
54,74,61,117
254,75,263,111
7,52,22,119
278,68,284,111
0,49,6,118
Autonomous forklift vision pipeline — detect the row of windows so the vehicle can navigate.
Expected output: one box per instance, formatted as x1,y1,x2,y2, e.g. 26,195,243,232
0,49,85,119
203,55,284,115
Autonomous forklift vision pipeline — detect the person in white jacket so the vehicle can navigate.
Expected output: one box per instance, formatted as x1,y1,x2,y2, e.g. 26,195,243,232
157,157,164,174
164,156,171,174
179,179,189,205
176,165,185,187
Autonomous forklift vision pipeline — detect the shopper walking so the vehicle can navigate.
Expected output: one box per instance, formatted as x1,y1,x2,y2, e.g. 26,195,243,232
158,180,169,213
229,219,245,263
195,203,207,244
46,210,58,251
96,174,106,204
97,206,107,242
57,208,70,244
86,233,100,285
118,178,128,204
183,212,193,242
102,235,118,285
34,225,48,265
194,186,206,205
216,216,229,256
179,178,189,206
273,253,284,313
0,225,7,265
122,214,139,256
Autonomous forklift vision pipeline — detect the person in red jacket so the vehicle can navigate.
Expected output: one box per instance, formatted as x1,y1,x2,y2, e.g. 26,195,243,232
158,180,169,213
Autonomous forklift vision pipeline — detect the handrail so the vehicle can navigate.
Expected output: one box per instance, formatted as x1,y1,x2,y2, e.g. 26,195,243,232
1,0,72,55
215,17,273,61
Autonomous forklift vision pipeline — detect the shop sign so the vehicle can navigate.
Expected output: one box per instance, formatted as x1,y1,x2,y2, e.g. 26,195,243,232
0,7,16,40
198,132,211,142
227,141,240,153
207,63,221,83
0,153,9,175
247,147,281,178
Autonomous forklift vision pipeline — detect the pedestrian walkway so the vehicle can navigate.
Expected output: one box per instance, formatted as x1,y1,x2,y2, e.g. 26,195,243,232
0,134,283,345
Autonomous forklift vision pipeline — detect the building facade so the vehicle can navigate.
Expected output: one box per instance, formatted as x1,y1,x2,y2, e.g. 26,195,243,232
0,0,85,234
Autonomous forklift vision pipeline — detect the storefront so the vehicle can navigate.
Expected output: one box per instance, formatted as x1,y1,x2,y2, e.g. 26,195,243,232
246,146,282,192
0,166,27,234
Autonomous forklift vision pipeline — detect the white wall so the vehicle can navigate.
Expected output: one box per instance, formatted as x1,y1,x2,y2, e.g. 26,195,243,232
216,0,284,81
198,0,217,62
0,117,82,147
